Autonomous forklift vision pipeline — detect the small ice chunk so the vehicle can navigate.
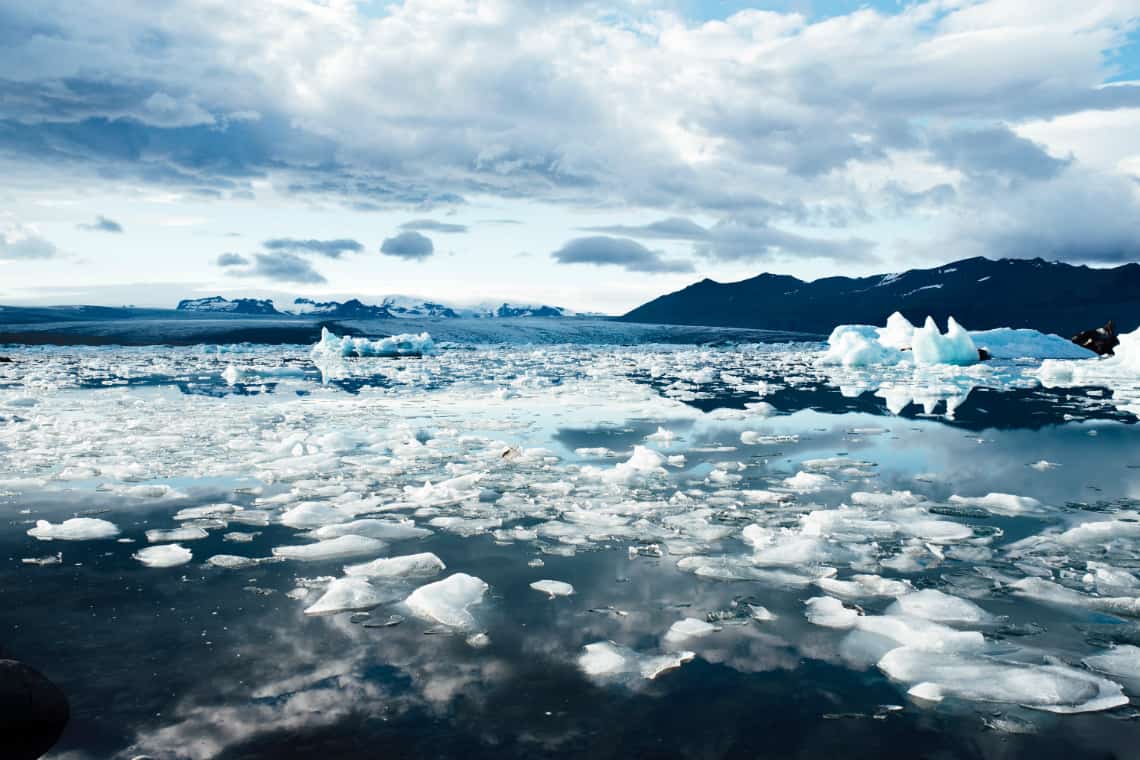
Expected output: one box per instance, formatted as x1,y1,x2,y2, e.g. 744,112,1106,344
304,577,392,616
578,641,694,681
27,518,120,541
948,493,1043,516
530,579,575,598
311,518,431,541
134,544,193,568
665,617,719,642
404,573,488,629
783,471,833,493
878,648,1128,713
886,589,992,625
146,526,209,543
817,574,913,599
804,596,861,628
344,552,446,578
1083,645,1140,681
271,535,386,562
645,427,677,444
206,554,276,569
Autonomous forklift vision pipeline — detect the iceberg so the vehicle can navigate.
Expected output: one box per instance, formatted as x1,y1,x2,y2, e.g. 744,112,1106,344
820,311,1090,367
344,552,446,578
304,577,395,616
877,648,1128,713
312,327,435,359
529,579,575,598
911,316,978,366
27,518,120,541
578,641,695,681
404,573,488,629
271,535,386,561
133,544,193,568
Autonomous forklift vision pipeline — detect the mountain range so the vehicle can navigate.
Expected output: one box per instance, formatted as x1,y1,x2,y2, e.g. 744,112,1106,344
176,296,577,320
621,257,1140,336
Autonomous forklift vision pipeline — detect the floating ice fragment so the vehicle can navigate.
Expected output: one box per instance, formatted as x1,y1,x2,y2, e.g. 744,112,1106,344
645,427,677,444
311,518,432,541
877,648,1128,713
344,552,446,578
271,535,386,561
530,579,574,598
404,573,488,629
947,493,1043,516
304,577,393,616
28,518,120,541
206,554,281,569
885,589,992,625
782,471,833,493
146,527,209,543
578,641,694,681
1083,645,1140,681
665,617,719,642
804,596,861,628
817,574,913,599
134,544,193,568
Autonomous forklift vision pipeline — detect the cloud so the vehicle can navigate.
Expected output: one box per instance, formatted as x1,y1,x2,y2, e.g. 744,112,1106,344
380,230,434,261
937,168,1140,264
927,126,1070,181
78,215,124,233
263,238,363,258
582,217,710,241
693,217,878,264
399,219,468,234
0,1,1139,273
215,252,249,267
0,221,59,259
550,236,694,274
227,252,326,284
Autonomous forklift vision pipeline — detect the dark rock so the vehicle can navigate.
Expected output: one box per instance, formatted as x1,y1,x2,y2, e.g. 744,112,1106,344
0,356,12,363
0,659,69,759
1071,320,1120,356
977,348,992,361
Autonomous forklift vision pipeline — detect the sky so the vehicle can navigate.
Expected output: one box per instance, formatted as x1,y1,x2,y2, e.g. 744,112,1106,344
1,0,1140,314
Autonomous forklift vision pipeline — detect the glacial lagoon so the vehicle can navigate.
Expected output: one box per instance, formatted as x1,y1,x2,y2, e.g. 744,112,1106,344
3,334,1140,758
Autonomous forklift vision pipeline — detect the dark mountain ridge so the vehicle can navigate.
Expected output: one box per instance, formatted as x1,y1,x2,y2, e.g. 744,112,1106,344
621,257,1140,335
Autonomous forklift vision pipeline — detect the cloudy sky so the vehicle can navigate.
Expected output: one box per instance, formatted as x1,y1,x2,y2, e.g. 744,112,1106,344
1,0,1139,313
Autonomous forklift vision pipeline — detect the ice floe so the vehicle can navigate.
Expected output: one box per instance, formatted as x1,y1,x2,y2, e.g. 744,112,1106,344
133,544,193,568
530,579,574,598
344,552,446,578
27,518,120,541
404,573,488,629
578,641,694,681
271,535,386,562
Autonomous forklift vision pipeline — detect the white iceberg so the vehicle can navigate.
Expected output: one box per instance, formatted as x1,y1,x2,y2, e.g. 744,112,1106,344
134,544,193,568
878,647,1128,713
820,311,1089,367
304,577,393,616
27,518,120,541
578,641,694,681
344,552,446,578
271,535,386,562
312,327,435,360
530,579,575,598
404,572,488,629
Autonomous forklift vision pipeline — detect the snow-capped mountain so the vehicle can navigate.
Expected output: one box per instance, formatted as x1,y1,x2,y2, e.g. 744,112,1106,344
622,257,1140,336
290,298,393,319
176,295,575,319
176,296,280,315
